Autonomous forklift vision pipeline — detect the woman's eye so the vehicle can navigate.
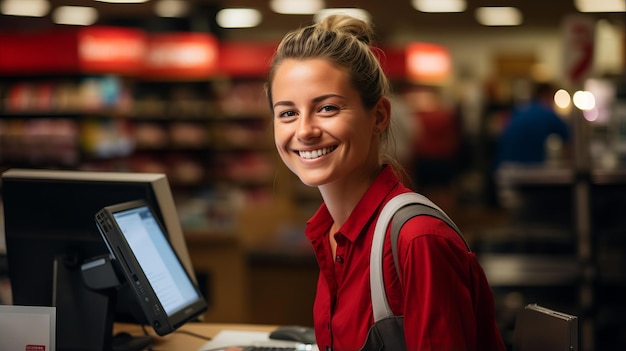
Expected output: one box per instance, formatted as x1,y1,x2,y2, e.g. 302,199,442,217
320,105,338,113
277,110,297,118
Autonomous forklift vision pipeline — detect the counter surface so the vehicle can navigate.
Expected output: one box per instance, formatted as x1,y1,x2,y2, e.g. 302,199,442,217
114,322,278,350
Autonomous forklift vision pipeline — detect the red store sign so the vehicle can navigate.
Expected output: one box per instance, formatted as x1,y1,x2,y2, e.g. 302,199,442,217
0,26,146,75
78,26,146,74
142,33,219,79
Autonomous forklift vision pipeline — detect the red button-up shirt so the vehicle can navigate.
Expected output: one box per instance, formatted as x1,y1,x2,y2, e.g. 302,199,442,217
305,166,506,351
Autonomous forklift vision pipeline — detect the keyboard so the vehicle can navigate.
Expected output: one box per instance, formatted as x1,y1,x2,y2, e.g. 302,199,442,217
197,329,317,351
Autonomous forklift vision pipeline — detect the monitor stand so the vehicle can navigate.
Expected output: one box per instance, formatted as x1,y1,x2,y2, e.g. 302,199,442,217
111,332,153,351
53,254,152,351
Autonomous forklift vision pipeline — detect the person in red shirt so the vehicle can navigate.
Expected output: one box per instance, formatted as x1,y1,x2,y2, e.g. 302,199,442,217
266,14,506,351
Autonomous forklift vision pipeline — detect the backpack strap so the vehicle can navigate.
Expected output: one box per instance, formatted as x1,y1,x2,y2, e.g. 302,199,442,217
370,192,470,322
390,203,469,278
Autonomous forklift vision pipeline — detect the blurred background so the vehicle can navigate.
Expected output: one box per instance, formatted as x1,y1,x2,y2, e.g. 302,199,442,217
0,0,625,350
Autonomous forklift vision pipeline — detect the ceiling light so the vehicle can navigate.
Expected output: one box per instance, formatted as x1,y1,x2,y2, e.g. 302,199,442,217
216,8,262,28
52,6,98,26
573,90,596,111
154,0,189,18
475,7,523,26
554,89,571,109
270,0,325,14
1,0,50,17
314,8,371,24
575,0,625,12
94,0,148,3
412,0,466,13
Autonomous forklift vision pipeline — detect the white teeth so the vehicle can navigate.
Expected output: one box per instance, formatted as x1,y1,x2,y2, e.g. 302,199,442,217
299,147,333,159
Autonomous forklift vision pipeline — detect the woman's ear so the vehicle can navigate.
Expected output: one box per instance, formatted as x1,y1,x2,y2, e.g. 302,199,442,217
373,97,391,133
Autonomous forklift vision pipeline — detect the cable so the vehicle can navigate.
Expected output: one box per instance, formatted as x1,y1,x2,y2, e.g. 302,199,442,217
139,324,154,351
174,329,213,341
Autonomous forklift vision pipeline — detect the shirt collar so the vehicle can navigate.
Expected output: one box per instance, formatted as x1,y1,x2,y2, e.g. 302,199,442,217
305,165,400,243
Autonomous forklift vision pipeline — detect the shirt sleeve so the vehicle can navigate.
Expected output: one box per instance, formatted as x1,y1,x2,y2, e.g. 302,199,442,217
397,216,479,351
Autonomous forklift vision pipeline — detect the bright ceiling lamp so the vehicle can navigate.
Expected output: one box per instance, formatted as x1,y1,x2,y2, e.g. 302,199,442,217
573,90,596,110
412,0,466,13
575,0,625,12
475,7,523,26
314,8,371,24
554,89,571,109
154,0,189,18
216,8,262,28
95,0,148,3
270,0,325,14
52,5,98,25
1,0,50,17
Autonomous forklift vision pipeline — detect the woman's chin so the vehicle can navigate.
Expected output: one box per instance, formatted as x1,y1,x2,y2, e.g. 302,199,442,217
296,173,329,187
298,178,322,187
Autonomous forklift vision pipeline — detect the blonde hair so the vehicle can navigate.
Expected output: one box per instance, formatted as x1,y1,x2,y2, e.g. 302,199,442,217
266,14,404,174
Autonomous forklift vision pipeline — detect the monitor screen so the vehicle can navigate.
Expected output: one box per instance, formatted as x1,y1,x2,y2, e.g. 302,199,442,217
1,168,205,351
95,199,206,336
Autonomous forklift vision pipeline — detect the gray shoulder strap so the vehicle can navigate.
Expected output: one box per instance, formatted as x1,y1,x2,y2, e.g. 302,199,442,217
390,203,469,277
370,193,469,322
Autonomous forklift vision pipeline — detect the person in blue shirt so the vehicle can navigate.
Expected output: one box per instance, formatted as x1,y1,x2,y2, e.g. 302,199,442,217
495,82,570,168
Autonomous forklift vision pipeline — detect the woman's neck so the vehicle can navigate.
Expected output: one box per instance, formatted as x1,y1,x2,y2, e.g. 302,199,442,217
319,164,383,229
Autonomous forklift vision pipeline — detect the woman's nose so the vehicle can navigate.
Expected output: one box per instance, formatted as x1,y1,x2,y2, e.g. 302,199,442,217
296,115,321,141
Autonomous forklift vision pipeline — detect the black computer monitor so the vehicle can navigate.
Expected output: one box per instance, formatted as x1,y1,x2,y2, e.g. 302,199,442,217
94,199,207,335
1,168,206,351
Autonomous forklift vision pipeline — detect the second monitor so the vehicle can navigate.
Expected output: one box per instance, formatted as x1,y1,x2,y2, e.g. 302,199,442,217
94,199,206,336
2,168,203,351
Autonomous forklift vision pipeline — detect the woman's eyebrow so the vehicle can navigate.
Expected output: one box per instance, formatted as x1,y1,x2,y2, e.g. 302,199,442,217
272,94,344,110
313,94,343,103
273,100,295,109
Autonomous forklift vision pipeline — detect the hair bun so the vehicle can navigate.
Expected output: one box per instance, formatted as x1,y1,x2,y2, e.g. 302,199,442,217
319,14,374,45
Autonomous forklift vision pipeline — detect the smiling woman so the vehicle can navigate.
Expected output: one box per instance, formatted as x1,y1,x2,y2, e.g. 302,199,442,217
270,57,386,188
265,14,506,351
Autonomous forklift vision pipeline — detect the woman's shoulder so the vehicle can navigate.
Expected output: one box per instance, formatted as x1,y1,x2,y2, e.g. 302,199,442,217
396,214,469,252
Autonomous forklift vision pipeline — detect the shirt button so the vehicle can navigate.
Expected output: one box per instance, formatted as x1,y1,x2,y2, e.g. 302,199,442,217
335,255,344,263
